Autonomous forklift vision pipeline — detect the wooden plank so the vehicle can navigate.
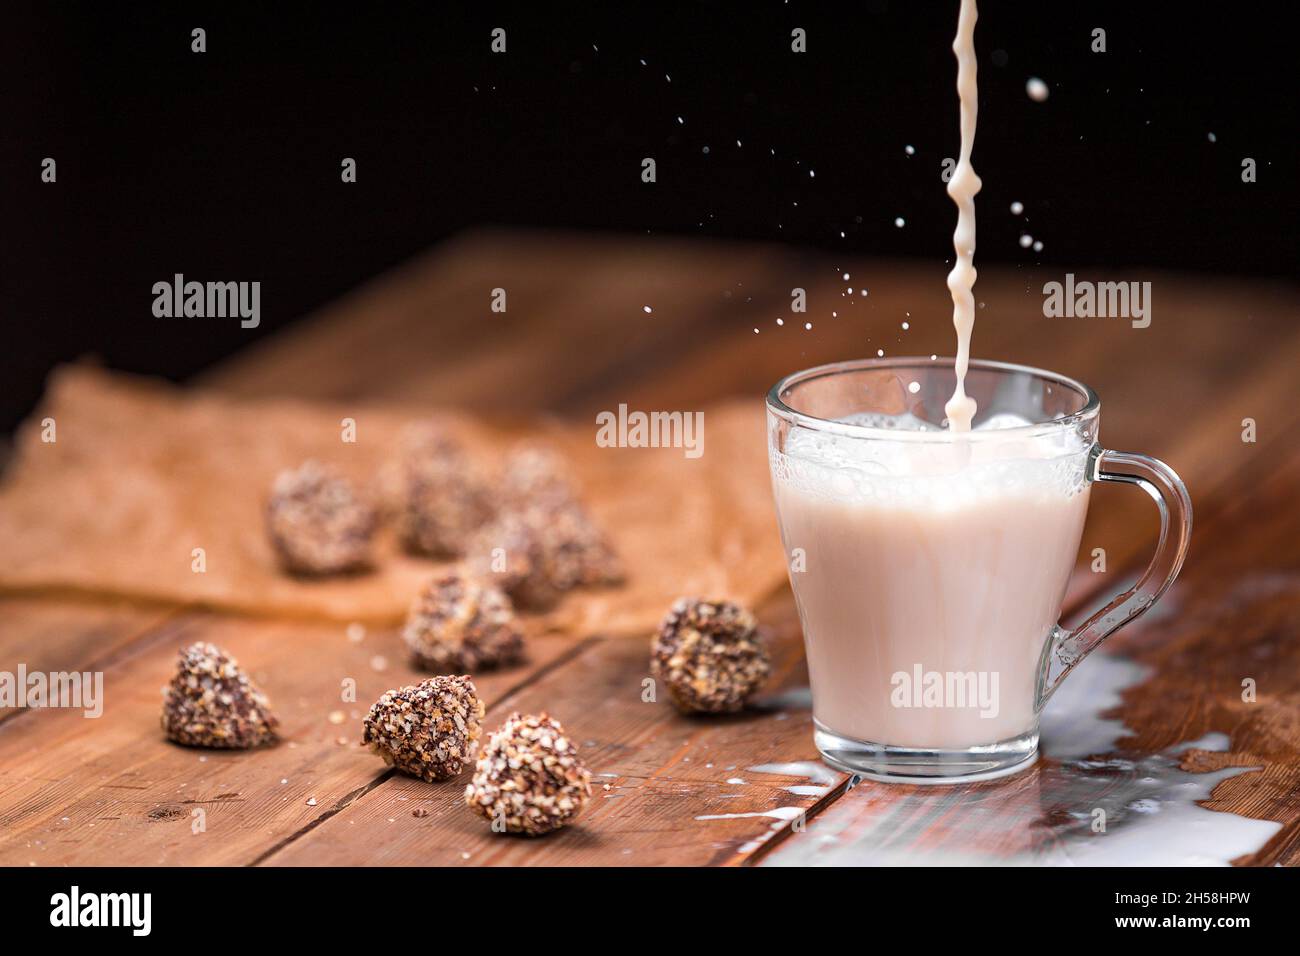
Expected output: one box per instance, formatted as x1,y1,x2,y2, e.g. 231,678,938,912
3,231,1296,866
257,350,1295,867
0,613,579,866
201,229,796,413
259,596,839,866
1062,332,1300,610
0,597,180,725
203,231,1300,436
0,234,821,868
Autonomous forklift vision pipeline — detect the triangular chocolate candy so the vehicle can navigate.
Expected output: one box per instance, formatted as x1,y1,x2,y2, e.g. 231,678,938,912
161,642,279,749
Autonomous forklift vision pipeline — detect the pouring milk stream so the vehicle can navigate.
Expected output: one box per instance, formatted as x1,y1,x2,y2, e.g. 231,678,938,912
944,0,981,431
770,0,1091,753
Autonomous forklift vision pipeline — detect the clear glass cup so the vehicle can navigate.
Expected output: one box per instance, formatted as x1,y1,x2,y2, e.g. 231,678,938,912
766,357,1192,783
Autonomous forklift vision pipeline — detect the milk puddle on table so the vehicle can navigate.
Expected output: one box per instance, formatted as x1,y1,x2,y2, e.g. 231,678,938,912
758,649,1280,866
1032,655,1279,866
695,805,809,857
748,761,839,798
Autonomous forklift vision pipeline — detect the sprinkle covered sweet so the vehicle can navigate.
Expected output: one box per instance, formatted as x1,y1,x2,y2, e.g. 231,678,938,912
161,642,279,748
362,675,485,782
468,502,622,609
498,442,578,510
402,571,525,672
266,460,376,575
465,712,592,835
651,597,770,713
391,423,495,558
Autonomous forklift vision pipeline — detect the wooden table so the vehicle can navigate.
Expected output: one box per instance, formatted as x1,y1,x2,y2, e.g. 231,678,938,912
2,229,1297,866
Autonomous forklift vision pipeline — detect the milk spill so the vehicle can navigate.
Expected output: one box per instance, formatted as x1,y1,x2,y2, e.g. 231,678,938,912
694,806,806,856
748,761,840,797
760,651,1279,866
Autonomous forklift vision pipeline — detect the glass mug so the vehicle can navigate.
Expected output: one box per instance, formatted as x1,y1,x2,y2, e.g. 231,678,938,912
766,358,1191,783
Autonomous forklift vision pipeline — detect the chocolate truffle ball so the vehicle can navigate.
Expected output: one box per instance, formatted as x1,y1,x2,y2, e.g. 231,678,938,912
161,642,279,749
267,460,376,575
498,442,578,510
362,675,485,783
402,571,525,672
466,511,563,609
468,502,623,609
651,598,770,714
391,423,495,558
465,712,592,836
533,500,624,588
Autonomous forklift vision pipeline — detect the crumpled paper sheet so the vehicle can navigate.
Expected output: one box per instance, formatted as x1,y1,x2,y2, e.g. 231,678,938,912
0,366,788,637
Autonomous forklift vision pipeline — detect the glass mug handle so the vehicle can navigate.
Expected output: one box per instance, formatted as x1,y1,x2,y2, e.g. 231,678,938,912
1037,445,1193,709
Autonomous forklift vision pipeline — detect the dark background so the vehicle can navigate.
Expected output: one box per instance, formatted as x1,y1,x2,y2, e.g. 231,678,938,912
2,1,1294,434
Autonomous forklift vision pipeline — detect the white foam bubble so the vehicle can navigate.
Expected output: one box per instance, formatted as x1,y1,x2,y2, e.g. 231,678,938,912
773,410,1090,508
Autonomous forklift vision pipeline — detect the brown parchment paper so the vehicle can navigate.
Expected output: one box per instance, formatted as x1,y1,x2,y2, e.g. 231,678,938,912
0,366,787,637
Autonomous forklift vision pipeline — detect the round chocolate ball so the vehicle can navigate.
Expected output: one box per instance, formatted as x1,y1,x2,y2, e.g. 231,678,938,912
362,675,485,783
465,712,592,836
266,461,376,575
498,442,578,510
468,502,622,609
651,597,770,713
402,572,525,672
391,423,495,558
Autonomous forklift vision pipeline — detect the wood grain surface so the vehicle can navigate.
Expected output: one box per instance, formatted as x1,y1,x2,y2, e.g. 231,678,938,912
1,229,1296,866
